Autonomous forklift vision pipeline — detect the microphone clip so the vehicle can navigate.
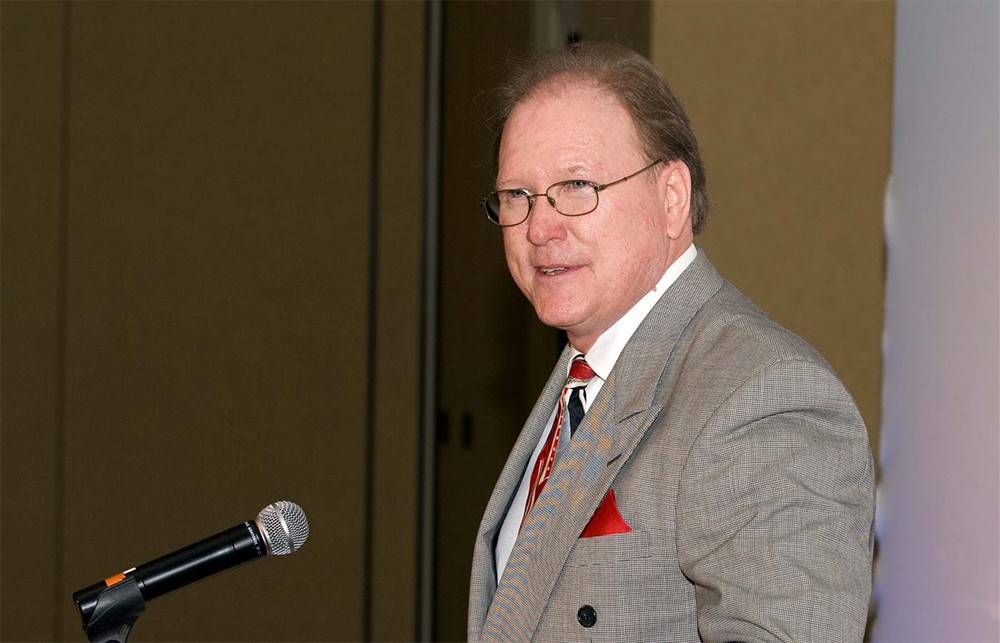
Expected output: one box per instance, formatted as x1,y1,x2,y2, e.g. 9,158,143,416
78,575,145,643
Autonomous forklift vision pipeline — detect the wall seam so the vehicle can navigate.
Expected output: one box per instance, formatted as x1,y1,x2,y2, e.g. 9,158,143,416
417,0,443,640
363,1,384,640
53,0,73,637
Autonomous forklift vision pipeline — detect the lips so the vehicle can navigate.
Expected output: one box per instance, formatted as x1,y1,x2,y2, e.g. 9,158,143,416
537,263,581,277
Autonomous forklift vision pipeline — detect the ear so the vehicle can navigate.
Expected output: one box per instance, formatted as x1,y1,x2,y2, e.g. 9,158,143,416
659,160,692,240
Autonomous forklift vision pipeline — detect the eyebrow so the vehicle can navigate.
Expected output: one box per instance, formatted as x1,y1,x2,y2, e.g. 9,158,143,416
495,163,593,190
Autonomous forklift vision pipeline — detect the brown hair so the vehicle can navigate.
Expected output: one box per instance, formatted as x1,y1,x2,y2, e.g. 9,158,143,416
489,42,709,234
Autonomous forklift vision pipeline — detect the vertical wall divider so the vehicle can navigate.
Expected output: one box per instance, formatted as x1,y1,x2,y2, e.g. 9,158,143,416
53,2,73,637
418,0,443,640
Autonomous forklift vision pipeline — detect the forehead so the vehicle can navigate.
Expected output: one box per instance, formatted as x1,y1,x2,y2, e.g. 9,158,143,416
498,83,645,181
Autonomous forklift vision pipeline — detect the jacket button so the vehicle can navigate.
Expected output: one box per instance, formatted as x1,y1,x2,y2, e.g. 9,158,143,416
577,604,597,628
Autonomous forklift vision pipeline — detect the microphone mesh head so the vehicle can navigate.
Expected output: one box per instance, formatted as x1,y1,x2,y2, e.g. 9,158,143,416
257,501,309,556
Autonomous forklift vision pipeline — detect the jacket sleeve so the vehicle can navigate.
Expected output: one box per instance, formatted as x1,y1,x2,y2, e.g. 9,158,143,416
675,358,875,643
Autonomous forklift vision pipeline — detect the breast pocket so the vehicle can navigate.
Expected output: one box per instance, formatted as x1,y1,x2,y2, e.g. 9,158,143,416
566,529,650,566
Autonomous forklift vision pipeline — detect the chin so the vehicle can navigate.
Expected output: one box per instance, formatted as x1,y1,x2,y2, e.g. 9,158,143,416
532,303,583,333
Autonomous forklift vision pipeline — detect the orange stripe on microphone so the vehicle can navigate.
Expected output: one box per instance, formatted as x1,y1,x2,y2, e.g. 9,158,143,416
104,572,126,587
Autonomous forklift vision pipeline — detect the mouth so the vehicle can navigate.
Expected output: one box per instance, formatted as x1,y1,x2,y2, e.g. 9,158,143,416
536,265,575,277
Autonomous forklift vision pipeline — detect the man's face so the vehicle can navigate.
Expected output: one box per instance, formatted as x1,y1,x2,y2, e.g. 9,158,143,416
498,82,688,352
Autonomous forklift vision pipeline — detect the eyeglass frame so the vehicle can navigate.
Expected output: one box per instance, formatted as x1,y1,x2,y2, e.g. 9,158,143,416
480,158,664,227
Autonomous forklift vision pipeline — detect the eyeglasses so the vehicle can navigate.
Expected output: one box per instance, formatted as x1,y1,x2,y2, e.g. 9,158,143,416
480,159,663,227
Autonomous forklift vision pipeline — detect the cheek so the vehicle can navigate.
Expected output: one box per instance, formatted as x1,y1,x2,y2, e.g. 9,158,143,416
600,214,666,281
502,235,531,285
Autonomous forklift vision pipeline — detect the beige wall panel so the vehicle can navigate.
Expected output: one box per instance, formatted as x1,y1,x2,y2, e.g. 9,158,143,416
0,3,65,640
651,0,891,459
577,1,650,50
370,1,425,640
531,1,649,50
55,3,375,640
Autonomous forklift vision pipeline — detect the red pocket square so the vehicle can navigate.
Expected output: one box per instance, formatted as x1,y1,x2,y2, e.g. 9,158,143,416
580,489,633,538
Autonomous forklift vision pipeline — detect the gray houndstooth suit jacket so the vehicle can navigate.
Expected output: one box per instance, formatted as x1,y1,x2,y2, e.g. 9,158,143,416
468,252,875,642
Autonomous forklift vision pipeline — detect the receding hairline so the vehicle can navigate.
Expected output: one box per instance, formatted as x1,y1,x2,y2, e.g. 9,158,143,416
498,73,654,168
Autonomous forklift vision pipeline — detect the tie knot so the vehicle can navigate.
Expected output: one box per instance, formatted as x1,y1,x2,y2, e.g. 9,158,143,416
568,356,596,384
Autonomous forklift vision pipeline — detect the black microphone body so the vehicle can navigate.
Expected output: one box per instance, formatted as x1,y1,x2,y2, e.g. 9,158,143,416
73,520,266,623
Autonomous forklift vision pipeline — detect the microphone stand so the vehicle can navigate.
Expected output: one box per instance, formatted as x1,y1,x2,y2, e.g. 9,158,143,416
77,576,145,643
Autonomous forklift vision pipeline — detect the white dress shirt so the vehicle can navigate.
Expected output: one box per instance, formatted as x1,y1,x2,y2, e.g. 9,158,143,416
494,244,698,582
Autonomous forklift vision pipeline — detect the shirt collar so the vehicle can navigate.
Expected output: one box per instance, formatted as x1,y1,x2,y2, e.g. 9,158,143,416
568,244,698,380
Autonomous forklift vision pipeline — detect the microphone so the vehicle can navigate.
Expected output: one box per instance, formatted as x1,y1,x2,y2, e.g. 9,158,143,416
73,500,309,626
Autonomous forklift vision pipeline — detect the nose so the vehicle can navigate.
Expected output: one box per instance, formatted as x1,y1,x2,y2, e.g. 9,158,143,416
525,194,567,245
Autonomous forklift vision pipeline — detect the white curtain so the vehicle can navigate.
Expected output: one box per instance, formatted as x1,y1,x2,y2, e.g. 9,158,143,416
872,2,999,641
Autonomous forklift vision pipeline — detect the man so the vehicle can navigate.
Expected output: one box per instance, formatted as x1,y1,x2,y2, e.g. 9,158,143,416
468,43,875,642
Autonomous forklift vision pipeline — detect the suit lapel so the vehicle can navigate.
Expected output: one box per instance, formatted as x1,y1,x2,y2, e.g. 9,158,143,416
477,252,725,642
